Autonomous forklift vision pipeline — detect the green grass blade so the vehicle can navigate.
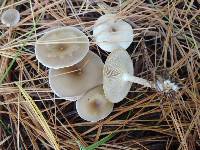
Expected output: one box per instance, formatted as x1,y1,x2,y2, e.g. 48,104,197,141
0,50,21,85
0,119,12,135
0,15,41,85
80,133,116,150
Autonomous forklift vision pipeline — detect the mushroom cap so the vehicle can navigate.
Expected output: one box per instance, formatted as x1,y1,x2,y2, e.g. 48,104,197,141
103,49,133,103
76,85,114,122
1,9,20,27
35,26,89,69
93,14,133,52
49,51,103,100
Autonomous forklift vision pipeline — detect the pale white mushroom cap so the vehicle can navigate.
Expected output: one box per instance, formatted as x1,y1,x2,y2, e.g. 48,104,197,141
76,85,114,122
49,51,103,100
1,9,20,27
93,14,133,52
35,26,89,69
103,49,133,103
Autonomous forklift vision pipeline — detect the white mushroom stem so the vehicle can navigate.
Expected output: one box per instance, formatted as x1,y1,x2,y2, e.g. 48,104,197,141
122,73,154,88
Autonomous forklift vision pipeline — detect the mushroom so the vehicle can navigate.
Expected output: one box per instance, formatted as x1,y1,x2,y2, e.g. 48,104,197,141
76,85,114,122
103,49,180,103
93,14,133,52
35,26,89,69
103,49,155,103
49,51,103,100
1,9,20,27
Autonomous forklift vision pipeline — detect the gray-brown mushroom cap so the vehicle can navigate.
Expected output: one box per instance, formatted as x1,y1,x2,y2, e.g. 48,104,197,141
1,9,20,27
103,49,133,103
76,85,114,122
49,51,103,100
35,26,89,69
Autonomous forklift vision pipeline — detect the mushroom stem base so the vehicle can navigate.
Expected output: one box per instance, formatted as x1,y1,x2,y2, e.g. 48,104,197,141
122,73,154,88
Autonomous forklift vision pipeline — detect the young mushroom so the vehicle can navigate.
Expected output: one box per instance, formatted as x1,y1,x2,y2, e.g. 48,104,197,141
76,85,114,122
35,26,89,69
93,14,133,52
1,9,20,27
49,51,103,101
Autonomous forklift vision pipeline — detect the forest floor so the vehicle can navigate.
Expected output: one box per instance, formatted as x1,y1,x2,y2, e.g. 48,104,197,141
0,0,200,150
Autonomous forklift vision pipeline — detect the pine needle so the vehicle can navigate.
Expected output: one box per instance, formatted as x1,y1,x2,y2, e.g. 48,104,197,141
16,83,60,150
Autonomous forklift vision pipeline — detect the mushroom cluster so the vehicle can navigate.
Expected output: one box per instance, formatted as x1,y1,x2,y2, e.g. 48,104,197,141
92,14,179,103
35,26,113,122
35,14,179,122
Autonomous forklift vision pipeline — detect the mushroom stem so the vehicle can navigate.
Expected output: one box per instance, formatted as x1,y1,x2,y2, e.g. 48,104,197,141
122,73,154,88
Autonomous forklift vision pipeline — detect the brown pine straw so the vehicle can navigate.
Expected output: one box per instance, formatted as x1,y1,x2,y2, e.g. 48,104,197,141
0,0,200,149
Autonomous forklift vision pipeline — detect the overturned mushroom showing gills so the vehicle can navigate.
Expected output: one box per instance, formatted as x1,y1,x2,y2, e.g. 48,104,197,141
35,26,89,69
49,51,103,100
76,85,114,122
1,9,20,27
93,14,133,52
103,49,154,103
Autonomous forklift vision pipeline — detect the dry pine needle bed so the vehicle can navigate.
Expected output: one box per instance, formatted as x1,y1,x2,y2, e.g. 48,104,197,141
0,0,200,150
